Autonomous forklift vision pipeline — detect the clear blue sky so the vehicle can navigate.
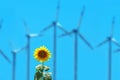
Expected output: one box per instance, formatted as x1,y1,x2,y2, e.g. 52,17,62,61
0,0,120,80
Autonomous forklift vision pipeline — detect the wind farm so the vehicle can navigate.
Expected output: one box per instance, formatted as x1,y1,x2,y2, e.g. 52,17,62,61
0,0,120,80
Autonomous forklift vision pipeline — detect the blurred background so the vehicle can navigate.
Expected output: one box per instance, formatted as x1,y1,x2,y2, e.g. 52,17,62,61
0,0,120,80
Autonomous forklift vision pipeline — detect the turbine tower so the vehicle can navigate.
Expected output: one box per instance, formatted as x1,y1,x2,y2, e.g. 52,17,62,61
96,17,120,80
40,0,69,80
59,6,93,80
24,21,42,80
0,19,11,63
10,42,26,80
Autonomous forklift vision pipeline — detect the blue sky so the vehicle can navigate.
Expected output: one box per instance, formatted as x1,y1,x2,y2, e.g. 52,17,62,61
0,0,120,80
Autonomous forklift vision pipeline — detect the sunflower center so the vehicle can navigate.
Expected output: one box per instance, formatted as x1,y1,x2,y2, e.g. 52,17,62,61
38,50,47,58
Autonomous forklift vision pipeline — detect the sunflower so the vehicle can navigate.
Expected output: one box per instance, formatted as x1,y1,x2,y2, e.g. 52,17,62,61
33,46,51,62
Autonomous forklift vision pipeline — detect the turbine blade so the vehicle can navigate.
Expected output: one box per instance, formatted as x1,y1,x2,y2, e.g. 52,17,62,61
96,39,108,47
29,33,43,38
78,33,93,49
59,31,73,37
0,50,11,63
0,19,3,29
24,21,30,34
55,0,61,22
9,41,26,53
13,46,26,53
112,38,120,47
114,49,120,53
57,22,69,34
77,5,85,30
9,41,15,50
110,16,115,37
40,24,53,32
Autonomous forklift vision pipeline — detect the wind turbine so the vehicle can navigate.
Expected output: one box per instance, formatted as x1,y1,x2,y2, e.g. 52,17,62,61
10,42,26,80
96,17,120,80
59,6,93,80
0,19,11,63
24,21,42,80
40,0,69,80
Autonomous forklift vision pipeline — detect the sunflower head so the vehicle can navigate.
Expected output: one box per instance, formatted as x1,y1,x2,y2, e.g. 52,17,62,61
33,46,51,62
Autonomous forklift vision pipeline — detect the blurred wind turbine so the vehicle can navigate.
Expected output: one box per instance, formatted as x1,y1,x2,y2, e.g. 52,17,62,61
40,0,69,80
0,19,3,29
59,6,93,80
0,50,11,63
0,19,11,63
96,17,120,80
10,42,26,80
24,21,42,80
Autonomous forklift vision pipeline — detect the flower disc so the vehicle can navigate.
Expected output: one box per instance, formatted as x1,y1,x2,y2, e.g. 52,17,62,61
33,46,51,62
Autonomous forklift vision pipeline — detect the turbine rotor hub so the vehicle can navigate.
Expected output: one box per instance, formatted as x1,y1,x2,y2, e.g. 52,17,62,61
107,37,112,40
73,29,78,33
26,34,30,38
53,21,57,26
